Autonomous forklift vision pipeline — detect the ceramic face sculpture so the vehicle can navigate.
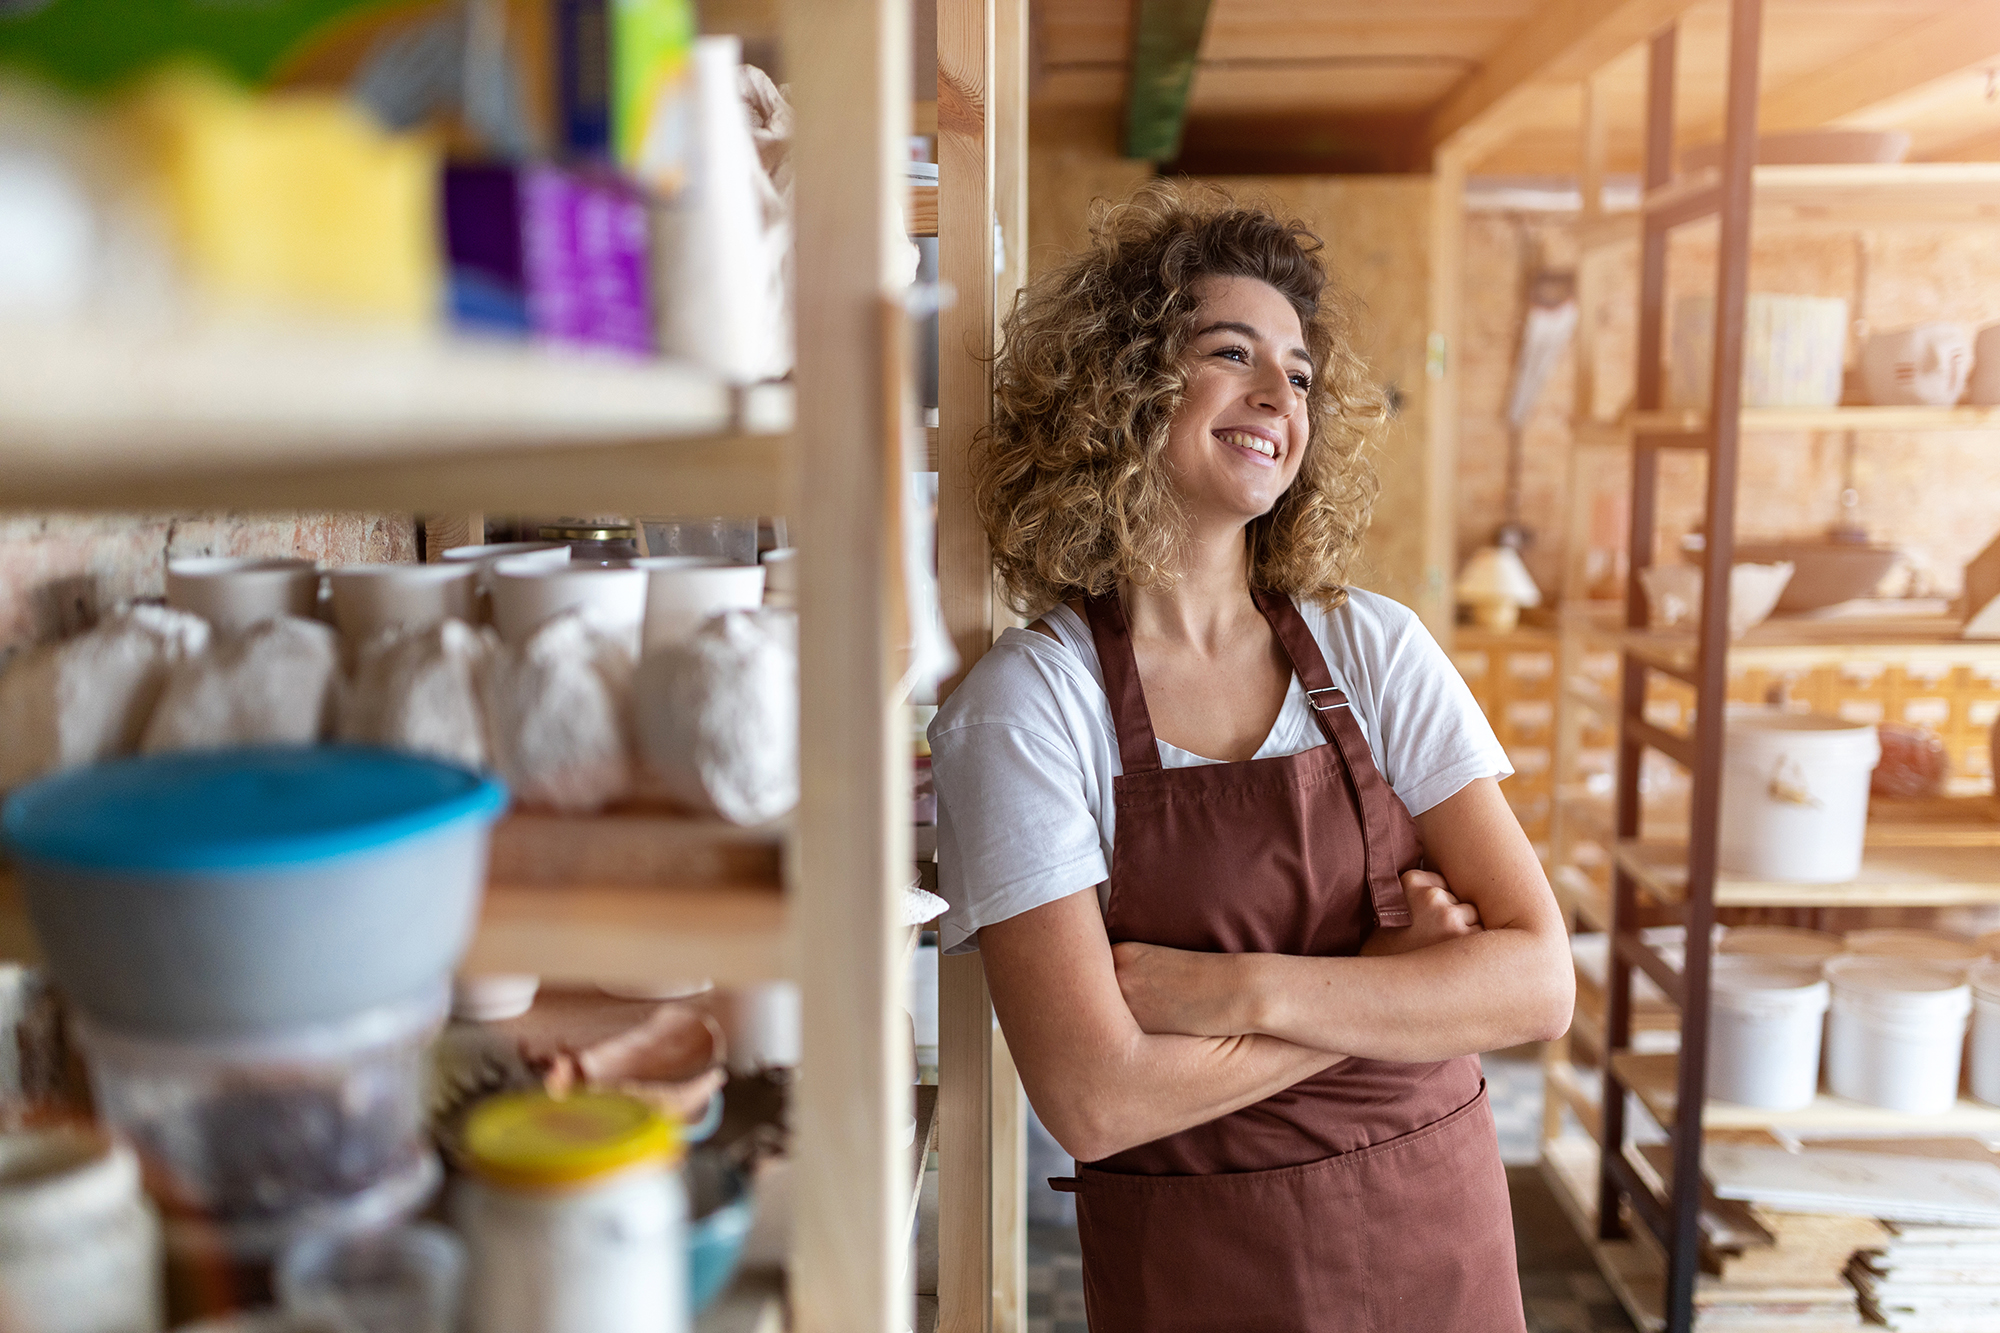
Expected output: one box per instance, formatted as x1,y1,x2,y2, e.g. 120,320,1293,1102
1862,323,1972,407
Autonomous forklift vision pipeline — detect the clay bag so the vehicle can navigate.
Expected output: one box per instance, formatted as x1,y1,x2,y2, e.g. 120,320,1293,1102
141,615,338,752
482,610,633,813
634,607,798,825
339,618,496,770
0,605,211,789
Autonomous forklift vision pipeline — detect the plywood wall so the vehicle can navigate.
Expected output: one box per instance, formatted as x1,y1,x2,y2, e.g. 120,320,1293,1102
1025,113,1440,612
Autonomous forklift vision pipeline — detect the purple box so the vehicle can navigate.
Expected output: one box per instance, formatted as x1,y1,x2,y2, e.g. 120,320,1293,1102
442,164,655,356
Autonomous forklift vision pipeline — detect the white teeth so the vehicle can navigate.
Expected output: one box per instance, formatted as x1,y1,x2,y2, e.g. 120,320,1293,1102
1218,430,1276,458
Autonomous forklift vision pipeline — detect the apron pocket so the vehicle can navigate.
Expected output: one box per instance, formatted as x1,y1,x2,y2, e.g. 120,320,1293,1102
1070,1084,1522,1333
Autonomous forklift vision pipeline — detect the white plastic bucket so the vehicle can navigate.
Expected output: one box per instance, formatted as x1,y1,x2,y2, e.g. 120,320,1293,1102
1706,955,1830,1110
1717,925,1843,966
1969,960,2000,1108
1823,955,1972,1114
1842,928,1983,965
1718,713,1879,882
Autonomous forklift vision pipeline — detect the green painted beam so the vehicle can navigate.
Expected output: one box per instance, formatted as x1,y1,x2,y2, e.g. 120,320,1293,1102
1123,0,1213,162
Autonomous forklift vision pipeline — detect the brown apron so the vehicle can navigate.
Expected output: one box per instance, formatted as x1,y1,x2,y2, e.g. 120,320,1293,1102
1050,589,1523,1333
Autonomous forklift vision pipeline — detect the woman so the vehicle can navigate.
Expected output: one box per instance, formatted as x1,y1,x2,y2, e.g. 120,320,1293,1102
928,183,1573,1331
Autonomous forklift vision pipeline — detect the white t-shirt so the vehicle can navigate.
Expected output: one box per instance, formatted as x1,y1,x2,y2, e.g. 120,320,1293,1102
926,590,1511,955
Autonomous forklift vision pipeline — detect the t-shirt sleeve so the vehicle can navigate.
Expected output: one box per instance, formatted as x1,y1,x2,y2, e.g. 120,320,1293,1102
927,648,1108,956
1363,601,1514,818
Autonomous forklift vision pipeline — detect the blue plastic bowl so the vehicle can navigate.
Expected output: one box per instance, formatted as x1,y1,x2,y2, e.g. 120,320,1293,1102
689,1166,757,1315
1,746,507,1037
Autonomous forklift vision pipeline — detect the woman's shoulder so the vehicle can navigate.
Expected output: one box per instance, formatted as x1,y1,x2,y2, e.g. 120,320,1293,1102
928,615,1103,741
1297,588,1429,668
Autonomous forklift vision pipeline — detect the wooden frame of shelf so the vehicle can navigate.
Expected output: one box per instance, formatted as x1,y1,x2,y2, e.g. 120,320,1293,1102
1612,838,2000,909
1579,162,2000,253
1610,1050,2000,1137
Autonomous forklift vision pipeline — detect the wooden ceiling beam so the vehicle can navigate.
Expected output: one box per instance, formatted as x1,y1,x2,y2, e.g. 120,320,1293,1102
1423,0,1701,166
1124,0,1214,161
1688,0,2000,145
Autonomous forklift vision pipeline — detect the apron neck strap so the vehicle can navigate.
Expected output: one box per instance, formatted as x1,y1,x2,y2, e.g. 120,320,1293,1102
1082,592,1165,775
1251,589,1414,929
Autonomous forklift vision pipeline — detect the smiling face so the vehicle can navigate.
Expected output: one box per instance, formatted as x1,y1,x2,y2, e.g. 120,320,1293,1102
1161,274,1313,534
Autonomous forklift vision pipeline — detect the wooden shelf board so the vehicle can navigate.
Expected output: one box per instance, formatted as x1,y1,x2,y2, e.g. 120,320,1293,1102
466,878,786,988
0,325,794,513
1563,792,2000,852
1611,1050,2000,1135
1615,838,2000,908
1610,619,2000,675
490,805,785,889
1630,405,2000,436
1648,163,2000,230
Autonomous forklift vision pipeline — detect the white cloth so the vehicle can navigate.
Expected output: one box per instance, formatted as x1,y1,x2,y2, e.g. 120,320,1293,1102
927,590,1511,955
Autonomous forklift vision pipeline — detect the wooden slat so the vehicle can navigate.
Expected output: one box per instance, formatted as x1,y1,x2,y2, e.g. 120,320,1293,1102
938,951,994,1333
466,880,785,988
1421,152,1466,645
783,0,911,1330
1631,403,2000,434
1612,1050,2000,1135
990,1033,1026,1333
488,808,784,887
1423,0,1704,164
1616,839,2000,908
422,514,482,560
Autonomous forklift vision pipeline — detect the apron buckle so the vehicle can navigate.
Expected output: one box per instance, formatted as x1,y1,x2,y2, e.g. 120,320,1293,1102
1305,686,1350,712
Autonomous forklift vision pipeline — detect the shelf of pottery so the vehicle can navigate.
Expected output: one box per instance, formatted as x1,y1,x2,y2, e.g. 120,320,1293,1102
0,1,965,1330
1506,14,2000,1332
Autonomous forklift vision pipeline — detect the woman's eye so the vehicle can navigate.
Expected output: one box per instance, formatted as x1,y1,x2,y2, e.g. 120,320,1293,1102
1290,374,1312,390
1214,346,1248,363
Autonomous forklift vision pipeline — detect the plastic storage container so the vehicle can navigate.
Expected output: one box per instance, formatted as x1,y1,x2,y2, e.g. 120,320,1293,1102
1842,928,1983,966
1,747,506,1037
1823,955,1973,1114
457,1091,688,1333
0,1126,161,1333
277,1222,465,1333
74,987,446,1230
1717,713,1879,883
1706,955,1830,1110
1717,926,1843,966
1970,960,2000,1108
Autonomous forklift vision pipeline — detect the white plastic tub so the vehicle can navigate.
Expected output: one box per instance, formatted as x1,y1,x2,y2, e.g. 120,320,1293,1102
1706,955,1830,1110
1970,960,2000,1108
1823,955,1973,1114
1718,712,1879,883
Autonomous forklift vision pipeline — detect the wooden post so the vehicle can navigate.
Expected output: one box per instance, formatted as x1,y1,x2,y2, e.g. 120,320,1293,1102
988,0,1030,1326
937,0,999,1327
422,513,482,560
1422,150,1466,647
785,0,912,1328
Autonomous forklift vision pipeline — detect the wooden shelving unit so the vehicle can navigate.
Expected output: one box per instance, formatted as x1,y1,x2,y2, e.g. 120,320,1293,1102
0,1,996,1328
1539,5,2000,1331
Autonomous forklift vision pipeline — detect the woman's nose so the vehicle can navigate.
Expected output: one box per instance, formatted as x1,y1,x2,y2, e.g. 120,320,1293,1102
1251,363,1299,414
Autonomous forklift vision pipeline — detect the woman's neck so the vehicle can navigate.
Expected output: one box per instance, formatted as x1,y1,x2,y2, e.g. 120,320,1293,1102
1122,527,1260,652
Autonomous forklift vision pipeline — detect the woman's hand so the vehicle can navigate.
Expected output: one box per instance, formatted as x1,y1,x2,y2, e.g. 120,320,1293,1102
1111,941,1245,1039
1358,869,1484,958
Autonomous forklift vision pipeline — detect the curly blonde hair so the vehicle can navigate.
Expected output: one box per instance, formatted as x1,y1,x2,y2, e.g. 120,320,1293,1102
977,180,1386,615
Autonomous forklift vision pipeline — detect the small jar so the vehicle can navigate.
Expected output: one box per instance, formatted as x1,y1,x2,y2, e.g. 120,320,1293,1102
538,522,641,565
458,1091,687,1333
0,1126,162,1333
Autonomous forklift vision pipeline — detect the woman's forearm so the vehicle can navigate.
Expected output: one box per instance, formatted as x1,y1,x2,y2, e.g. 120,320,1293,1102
1033,1026,1339,1163
1236,926,1572,1061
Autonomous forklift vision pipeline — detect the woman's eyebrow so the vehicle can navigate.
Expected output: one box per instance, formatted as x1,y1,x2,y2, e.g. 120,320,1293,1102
1195,320,1312,366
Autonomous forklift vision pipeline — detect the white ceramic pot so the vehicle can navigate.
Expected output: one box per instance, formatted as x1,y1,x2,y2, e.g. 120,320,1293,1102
633,557,766,651
165,556,319,637
488,559,648,650
1862,323,1972,406
327,564,477,651
1717,711,1879,882
1970,323,2000,406
760,548,798,609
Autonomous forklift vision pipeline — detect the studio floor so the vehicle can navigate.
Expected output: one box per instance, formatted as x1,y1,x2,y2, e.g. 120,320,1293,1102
1023,1049,1636,1333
